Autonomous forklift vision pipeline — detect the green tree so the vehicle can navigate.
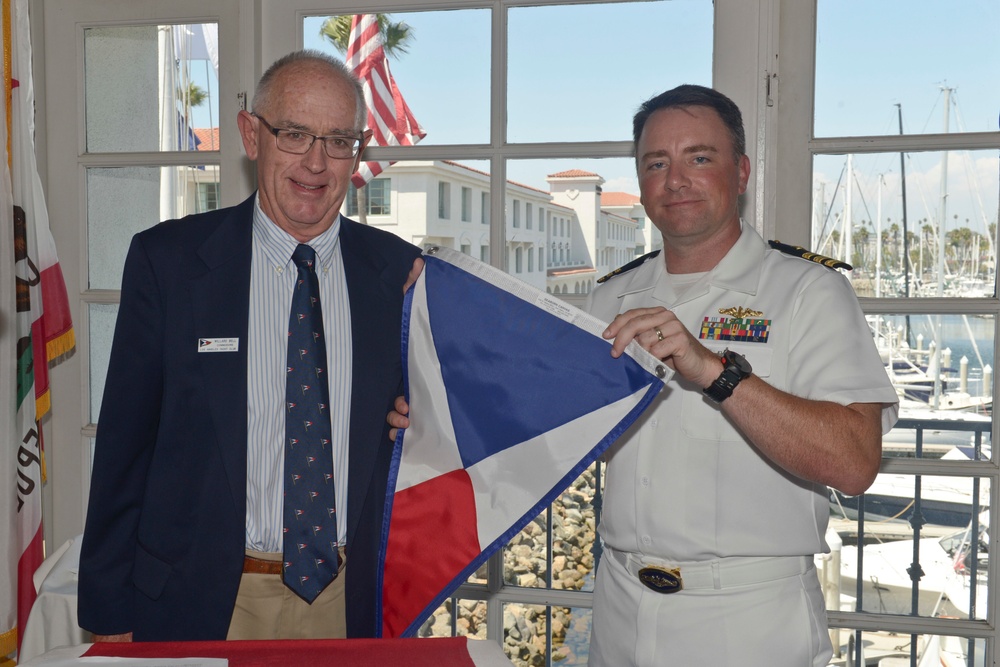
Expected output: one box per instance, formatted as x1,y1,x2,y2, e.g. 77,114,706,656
179,81,208,109
177,82,207,150
853,225,870,272
319,15,415,58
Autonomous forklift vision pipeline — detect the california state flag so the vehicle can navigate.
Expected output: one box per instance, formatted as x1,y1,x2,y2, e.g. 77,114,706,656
1,0,75,658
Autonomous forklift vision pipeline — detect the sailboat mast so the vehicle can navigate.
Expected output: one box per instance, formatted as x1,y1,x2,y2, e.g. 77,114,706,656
937,86,952,296
896,103,912,342
876,174,883,298
931,87,953,408
845,154,853,268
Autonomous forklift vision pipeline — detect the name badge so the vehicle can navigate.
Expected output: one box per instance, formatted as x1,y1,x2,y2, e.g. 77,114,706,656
198,338,239,353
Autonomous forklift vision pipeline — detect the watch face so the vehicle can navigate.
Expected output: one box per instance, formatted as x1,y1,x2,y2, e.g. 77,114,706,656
725,350,752,375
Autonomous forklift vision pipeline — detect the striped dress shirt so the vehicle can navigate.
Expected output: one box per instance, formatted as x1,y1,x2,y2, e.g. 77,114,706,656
245,198,352,552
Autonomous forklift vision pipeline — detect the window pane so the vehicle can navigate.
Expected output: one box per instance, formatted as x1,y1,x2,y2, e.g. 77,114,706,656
89,303,118,423
438,181,451,218
346,178,391,218
369,179,390,216
507,1,712,143
85,24,220,153
812,151,999,299
350,160,492,254
416,597,487,640
815,0,1000,137
499,602,594,667
503,603,548,666
508,158,655,293
870,313,995,420
303,11,489,145
88,166,221,290
826,479,990,621
503,463,602,593
461,187,472,222
884,412,991,461
552,606,592,665
338,156,653,293
829,630,986,665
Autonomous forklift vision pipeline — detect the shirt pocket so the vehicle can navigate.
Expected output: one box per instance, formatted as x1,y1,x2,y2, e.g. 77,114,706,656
680,344,773,442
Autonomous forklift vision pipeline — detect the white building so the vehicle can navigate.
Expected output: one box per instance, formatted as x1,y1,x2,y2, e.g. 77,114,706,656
335,160,653,295
600,190,663,258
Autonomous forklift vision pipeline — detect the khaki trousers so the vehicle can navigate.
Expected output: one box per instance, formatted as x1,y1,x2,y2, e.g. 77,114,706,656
227,549,347,640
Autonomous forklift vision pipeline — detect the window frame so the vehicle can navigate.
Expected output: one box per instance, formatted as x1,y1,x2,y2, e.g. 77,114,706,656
39,0,246,554
36,0,1000,662
772,1,1000,659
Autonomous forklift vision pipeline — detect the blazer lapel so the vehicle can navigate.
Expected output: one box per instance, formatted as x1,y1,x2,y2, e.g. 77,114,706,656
339,220,401,546
191,197,254,508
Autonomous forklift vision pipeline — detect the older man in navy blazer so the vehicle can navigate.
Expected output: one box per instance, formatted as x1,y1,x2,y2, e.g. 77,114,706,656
79,50,420,642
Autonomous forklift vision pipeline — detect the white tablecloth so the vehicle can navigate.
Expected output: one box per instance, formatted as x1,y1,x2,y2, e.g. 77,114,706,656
20,534,90,663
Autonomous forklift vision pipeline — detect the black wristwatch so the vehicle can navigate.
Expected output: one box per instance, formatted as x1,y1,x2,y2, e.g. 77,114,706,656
703,348,752,404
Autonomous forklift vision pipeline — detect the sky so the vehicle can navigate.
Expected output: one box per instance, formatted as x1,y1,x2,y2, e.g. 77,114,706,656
187,0,1000,242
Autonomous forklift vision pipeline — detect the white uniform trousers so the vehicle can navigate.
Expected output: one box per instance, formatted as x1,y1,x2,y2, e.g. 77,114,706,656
589,548,832,667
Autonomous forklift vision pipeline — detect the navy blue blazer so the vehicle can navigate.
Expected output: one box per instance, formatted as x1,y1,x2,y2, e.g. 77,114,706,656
79,195,421,640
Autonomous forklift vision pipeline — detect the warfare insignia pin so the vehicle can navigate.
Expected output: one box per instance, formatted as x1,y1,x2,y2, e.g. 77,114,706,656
638,566,683,594
718,306,763,319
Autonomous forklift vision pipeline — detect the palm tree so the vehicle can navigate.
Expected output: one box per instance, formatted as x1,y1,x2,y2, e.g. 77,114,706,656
320,15,415,58
853,225,870,272
319,14,415,224
176,82,207,150
179,81,208,109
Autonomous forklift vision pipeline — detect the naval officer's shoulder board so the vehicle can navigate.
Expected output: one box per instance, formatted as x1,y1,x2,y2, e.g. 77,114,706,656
767,240,852,271
597,250,661,284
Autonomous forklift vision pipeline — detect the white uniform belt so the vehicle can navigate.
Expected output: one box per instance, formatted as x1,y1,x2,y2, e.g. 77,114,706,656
607,546,812,592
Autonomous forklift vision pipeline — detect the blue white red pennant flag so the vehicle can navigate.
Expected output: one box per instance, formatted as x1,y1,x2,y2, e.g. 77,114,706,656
377,247,670,638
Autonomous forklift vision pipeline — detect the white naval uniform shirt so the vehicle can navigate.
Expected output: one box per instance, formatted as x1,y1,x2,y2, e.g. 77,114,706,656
588,222,899,562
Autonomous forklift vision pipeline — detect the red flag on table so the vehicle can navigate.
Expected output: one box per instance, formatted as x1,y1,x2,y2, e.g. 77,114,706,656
345,14,426,188
1,0,75,657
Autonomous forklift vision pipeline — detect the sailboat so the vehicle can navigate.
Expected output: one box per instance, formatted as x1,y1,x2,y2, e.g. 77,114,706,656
820,517,989,666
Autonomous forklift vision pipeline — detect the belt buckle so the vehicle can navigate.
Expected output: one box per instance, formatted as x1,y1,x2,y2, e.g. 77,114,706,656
637,565,683,594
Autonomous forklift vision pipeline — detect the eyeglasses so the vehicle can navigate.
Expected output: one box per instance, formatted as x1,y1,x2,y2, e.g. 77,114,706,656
254,114,363,159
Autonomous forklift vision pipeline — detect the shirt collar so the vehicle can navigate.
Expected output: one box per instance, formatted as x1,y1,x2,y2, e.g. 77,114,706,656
610,220,766,302
252,193,341,272
704,220,765,296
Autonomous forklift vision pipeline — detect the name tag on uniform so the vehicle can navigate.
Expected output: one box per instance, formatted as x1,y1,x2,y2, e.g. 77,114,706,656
198,338,239,353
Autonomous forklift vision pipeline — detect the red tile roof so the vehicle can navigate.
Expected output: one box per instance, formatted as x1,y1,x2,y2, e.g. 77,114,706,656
441,160,552,196
194,127,220,151
547,267,596,277
547,169,601,179
601,191,641,206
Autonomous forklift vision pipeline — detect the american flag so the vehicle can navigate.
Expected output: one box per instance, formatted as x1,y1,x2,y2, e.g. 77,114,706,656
346,14,426,188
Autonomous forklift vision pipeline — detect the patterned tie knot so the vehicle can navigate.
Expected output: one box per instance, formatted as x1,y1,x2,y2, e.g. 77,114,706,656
292,244,316,272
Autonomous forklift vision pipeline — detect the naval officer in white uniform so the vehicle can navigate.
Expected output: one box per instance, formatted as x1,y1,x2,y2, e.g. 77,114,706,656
589,85,898,666
386,84,898,666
